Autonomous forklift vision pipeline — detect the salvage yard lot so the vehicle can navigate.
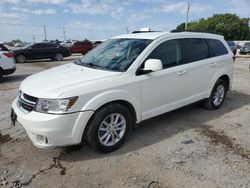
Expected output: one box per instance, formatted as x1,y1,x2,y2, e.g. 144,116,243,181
0,56,250,188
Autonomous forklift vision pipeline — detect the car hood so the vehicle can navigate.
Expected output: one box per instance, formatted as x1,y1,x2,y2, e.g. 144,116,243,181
12,48,27,54
20,63,122,98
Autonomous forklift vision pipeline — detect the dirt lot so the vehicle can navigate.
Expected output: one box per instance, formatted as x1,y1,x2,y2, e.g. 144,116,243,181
0,56,249,188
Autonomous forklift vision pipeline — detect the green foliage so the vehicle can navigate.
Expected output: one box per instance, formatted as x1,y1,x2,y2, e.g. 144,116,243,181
176,13,250,40
11,39,22,43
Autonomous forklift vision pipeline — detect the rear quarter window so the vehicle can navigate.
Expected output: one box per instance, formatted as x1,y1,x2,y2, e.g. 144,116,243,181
206,39,228,57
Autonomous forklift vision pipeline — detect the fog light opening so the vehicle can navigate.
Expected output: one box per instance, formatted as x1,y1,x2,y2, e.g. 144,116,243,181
36,134,48,144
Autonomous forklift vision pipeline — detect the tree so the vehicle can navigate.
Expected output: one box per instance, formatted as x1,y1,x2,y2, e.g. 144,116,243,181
176,13,250,40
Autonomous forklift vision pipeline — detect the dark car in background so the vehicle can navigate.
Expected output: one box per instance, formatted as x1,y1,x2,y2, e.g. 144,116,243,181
13,43,71,63
0,43,9,51
239,42,250,55
68,40,93,55
227,41,237,55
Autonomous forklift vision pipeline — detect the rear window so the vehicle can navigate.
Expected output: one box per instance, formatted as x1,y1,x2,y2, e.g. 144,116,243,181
181,38,209,63
206,39,228,57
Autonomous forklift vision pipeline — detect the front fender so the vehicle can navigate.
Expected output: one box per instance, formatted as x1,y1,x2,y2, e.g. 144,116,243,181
82,89,141,122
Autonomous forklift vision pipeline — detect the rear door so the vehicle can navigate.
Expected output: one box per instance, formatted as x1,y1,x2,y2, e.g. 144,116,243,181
181,38,228,102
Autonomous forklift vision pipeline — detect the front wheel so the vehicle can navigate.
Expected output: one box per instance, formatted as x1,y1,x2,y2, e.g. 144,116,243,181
54,53,63,61
85,104,132,153
204,79,227,110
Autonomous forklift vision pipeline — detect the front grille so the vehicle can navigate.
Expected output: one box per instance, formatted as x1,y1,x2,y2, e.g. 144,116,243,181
18,91,38,113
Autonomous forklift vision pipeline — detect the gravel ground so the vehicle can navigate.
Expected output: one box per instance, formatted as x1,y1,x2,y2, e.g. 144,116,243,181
0,56,249,188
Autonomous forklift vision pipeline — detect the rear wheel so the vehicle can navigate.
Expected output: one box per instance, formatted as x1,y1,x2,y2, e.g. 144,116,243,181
0,69,3,81
54,53,63,61
16,54,26,63
85,103,132,153
204,79,227,110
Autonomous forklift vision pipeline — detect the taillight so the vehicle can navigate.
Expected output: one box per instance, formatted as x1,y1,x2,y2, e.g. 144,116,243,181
3,52,14,58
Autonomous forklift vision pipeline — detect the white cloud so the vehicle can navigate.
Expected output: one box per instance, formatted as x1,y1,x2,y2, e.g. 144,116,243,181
0,12,21,18
31,9,57,15
222,0,250,17
67,0,125,18
26,0,66,4
163,2,211,15
127,12,151,23
0,0,21,4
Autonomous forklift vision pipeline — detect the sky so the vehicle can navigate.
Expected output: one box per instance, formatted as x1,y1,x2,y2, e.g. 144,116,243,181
0,0,249,42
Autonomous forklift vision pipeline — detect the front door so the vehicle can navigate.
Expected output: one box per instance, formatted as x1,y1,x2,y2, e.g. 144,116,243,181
140,39,189,120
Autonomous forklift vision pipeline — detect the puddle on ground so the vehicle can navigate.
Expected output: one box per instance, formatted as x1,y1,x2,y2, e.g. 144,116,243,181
0,132,12,145
199,128,250,160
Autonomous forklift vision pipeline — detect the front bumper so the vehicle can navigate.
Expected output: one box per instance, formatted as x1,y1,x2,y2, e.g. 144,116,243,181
12,98,94,148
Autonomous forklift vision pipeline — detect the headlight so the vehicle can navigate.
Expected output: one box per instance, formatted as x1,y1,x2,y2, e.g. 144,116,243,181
35,96,78,114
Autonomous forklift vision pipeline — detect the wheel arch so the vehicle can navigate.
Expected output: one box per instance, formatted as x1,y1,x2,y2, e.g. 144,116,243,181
218,74,230,91
80,99,138,144
207,69,231,97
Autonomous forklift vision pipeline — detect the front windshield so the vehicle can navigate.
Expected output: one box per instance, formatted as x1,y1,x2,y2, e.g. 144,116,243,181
244,42,250,47
75,38,152,72
23,43,33,48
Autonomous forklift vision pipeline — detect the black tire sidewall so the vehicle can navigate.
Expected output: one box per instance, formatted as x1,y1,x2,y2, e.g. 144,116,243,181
86,104,132,153
209,79,227,109
16,54,25,63
0,70,3,81
55,53,63,61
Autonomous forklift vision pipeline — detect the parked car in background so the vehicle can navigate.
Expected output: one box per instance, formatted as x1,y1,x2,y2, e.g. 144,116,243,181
92,40,103,48
0,43,10,51
12,31,233,152
227,41,237,55
239,42,250,55
0,51,16,81
68,40,93,55
13,43,71,63
60,41,72,47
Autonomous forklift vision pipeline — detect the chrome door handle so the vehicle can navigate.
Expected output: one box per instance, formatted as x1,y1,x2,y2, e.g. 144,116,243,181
177,70,187,75
210,62,217,67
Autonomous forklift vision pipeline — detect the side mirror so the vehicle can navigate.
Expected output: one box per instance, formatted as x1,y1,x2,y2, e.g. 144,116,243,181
136,59,163,75
144,59,163,71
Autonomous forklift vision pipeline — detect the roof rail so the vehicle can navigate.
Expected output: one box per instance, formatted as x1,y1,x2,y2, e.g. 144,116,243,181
132,30,161,34
170,29,219,35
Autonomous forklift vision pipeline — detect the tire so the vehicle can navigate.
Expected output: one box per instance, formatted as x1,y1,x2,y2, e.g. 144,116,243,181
54,53,63,61
0,69,3,82
16,54,26,63
204,79,227,110
85,103,132,153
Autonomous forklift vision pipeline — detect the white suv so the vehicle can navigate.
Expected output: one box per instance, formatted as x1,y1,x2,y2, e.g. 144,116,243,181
11,31,233,152
0,51,16,81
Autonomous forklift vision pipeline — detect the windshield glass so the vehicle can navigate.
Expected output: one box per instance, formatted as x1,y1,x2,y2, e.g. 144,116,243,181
227,41,235,46
244,42,250,47
75,38,152,72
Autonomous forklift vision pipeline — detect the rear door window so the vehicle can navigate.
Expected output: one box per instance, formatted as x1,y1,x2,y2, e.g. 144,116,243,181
181,38,209,63
206,39,228,57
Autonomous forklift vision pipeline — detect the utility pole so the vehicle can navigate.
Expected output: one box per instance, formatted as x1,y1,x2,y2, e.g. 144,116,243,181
185,3,190,30
63,27,66,42
32,36,35,43
43,25,47,41
125,27,129,34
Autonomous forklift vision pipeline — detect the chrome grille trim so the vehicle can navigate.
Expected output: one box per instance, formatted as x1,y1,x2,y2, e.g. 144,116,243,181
17,91,38,113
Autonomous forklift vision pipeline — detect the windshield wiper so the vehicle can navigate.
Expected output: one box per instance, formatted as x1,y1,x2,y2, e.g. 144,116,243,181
74,59,83,65
86,63,103,69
